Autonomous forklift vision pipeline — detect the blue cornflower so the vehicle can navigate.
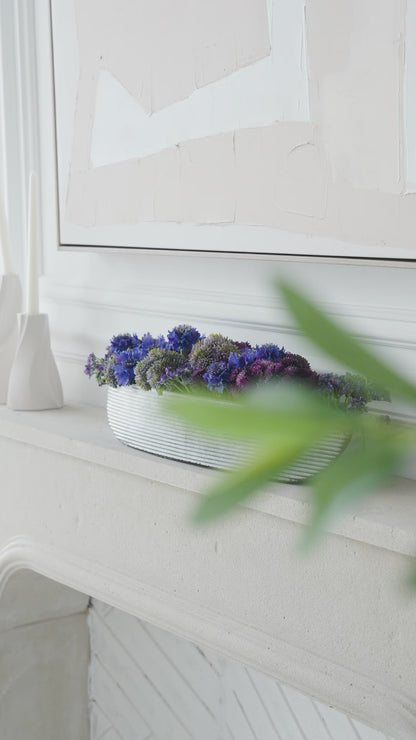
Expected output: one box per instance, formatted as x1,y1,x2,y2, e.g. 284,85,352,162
107,333,140,354
227,345,285,372
140,332,161,353
168,325,203,353
203,361,232,393
154,335,169,350
228,348,258,370
127,333,168,363
113,363,134,386
113,347,144,386
255,344,286,362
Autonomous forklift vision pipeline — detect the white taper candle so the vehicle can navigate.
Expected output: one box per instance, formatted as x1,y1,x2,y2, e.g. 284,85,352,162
0,188,13,274
27,171,39,315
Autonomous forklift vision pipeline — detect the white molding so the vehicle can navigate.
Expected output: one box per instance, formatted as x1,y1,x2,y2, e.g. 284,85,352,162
42,278,416,352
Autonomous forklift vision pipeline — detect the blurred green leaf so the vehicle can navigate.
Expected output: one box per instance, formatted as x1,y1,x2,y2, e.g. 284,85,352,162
303,428,412,549
408,562,416,590
165,383,357,442
279,281,416,404
193,437,317,523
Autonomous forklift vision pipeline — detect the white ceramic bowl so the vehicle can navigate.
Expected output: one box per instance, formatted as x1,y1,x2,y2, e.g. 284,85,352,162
107,385,348,484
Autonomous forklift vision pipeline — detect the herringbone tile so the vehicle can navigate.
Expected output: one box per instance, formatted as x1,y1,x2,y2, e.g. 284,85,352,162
89,601,393,740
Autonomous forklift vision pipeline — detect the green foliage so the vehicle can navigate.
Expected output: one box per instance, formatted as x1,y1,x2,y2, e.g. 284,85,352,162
166,282,416,569
317,371,390,410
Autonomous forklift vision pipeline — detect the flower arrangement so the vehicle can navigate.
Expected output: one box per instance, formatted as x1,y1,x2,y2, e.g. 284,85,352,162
85,324,388,410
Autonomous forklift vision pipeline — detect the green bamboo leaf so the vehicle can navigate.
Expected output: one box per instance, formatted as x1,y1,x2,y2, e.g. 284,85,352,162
407,562,416,591
193,437,316,523
303,432,409,549
165,384,357,441
279,281,416,404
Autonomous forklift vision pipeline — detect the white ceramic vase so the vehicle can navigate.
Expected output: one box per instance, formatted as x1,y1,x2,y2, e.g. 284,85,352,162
0,274,22,403
7,313,63,411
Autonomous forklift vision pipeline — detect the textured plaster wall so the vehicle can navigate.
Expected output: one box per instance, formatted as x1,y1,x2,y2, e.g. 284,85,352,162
51,0,416,254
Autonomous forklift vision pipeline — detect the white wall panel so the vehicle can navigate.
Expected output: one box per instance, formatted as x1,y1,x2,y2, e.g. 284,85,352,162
0,571,89,740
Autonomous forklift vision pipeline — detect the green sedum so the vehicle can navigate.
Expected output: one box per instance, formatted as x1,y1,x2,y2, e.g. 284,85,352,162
134,348,184,391
189,334,239,373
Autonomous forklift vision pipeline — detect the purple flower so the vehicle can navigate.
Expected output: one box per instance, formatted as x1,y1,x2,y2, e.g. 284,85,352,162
228,345,285,375
203,361,232,393
86,326,387,412
235,341,252,351
234,359,284,389
84,351,118,387
167,325,203,353
160,363,191,381
278,353,314,380
158,362,194,392
280,353,310,370
84,353,95,377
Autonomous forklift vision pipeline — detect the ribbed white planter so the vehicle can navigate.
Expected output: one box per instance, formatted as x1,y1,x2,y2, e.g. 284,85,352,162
107,386,348,484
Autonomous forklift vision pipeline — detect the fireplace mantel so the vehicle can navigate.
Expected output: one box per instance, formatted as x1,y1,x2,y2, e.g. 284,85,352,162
0,403,415,739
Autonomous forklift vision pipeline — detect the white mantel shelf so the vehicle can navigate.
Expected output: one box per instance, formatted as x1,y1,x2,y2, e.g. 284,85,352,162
0,403,416,739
